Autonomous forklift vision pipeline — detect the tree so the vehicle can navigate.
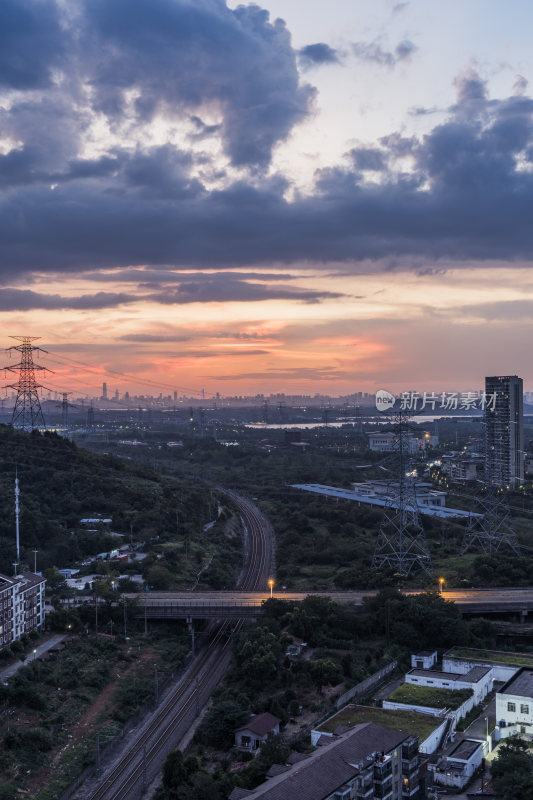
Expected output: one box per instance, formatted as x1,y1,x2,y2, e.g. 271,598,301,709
195,700,249,749
491,737,533,800
307,658,343,692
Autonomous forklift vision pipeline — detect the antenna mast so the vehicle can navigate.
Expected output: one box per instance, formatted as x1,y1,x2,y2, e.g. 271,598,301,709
15,470,20,563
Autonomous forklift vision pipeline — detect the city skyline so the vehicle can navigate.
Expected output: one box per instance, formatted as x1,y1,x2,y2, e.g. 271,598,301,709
2,1,533,395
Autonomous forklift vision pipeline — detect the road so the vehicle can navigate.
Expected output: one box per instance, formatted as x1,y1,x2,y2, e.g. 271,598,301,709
77,489,272,800
126,587,533,618
0,634,67,683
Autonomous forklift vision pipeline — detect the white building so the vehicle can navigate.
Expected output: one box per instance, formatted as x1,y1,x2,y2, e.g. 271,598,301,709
443,647,529,683
411,650,437,669
496,667,533,739
368,432,419,453
430,739,485,789
406,666,493,705
0,572,46,647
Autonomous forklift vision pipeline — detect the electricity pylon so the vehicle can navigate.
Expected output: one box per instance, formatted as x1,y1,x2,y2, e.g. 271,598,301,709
462,484,520,555
3,336,53,431
372,409,433,576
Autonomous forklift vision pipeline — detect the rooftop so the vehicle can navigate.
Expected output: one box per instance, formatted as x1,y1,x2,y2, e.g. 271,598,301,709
316,704,440,742
235,712,280,737
408,666,490,683
241,723,407,800
448,739,484,762
291,483,478,519
446,647,533,668
498,667,533,699
386,683,472,710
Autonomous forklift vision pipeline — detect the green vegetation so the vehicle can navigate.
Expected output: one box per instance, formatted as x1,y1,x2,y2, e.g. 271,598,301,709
317,705,441,741
0,625,190,800
88,417,533,590
386,683,472,711
0,426,242,591
491,737,533,800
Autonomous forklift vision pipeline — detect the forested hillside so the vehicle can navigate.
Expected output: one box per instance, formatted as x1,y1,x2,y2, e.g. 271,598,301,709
0,425,228,578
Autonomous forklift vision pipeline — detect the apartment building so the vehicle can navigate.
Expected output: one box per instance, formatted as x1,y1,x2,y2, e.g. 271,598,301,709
485,375,524,487
229,722,420,800
0,571,46,647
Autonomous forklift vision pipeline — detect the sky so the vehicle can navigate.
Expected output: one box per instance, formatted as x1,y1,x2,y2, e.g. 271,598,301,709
2,0,533,398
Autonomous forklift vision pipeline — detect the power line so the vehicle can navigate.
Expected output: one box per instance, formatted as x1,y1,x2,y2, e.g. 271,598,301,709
44,352,213,397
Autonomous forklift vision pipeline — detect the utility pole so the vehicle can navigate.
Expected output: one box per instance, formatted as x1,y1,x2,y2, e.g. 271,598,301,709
3,336,53,431
32,549,38,573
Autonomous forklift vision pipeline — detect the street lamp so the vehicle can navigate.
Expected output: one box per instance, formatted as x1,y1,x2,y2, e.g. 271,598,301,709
268,579,274,599
439,577,445,594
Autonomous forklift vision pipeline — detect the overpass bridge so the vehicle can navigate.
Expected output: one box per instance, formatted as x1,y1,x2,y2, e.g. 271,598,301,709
125,588,533,620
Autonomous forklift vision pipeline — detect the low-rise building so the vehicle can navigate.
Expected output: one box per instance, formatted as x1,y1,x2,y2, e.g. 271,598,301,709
405,666,493,705
430,739,485,789
411,651,437,670
230,722,420,800
235,713,281,751
496,667,533,739
0,572,46,646
312,704,446,755
443,647,533,683
440,454,483,483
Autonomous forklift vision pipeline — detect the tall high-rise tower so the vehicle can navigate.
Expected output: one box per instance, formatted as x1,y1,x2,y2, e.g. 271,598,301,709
485,375,524,488
102,382,108,400
3,337,52,431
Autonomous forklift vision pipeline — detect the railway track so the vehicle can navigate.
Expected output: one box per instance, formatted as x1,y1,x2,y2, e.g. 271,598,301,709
80,490,271,800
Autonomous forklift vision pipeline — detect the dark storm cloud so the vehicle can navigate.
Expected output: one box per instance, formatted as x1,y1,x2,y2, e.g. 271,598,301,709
0,289,135,311
0,279,341,310
80,269,297,284
147,278,344,304
349,147,386,171
351,38,417,68
0,0,64,89
2,4,533,280
81,0,313,168
298,43,340,68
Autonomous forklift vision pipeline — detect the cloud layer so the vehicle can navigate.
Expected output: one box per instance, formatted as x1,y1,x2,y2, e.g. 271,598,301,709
1,3,533,297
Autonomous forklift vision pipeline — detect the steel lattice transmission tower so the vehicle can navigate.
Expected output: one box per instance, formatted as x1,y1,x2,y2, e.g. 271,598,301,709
3,337,53,431
462,484,520,555
372,410,433,576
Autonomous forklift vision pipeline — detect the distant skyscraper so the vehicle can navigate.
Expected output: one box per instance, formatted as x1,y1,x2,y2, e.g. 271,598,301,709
485,375,524,487
102,382,107,400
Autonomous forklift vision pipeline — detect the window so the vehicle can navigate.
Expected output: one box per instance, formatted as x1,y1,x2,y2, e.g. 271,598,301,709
521,704,529,715
508,702,516,712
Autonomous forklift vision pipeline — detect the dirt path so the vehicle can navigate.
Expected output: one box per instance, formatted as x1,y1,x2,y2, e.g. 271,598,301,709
26,646,155,795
